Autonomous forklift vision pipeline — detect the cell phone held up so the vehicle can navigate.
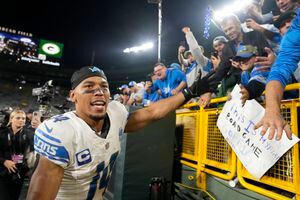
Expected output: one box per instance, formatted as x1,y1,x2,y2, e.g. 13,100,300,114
211,51,219,58
32,111,41,122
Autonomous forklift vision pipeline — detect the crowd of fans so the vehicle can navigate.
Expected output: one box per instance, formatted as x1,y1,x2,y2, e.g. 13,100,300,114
114,0,300,108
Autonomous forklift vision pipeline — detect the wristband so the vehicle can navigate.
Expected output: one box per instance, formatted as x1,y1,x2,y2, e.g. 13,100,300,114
181,87,195,104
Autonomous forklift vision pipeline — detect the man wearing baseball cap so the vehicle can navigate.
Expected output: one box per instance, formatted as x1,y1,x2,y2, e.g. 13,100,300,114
231,45,270,105
118,84,130,105
27,66,194,200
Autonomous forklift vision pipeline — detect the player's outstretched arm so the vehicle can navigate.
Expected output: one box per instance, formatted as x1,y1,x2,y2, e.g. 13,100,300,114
27,156,64,200
255,80,292,140
125,89,191,132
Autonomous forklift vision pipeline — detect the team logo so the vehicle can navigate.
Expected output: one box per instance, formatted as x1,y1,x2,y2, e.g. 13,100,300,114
38,39,63,58
42,43,61,55
89,66,101,73
76,149,92,166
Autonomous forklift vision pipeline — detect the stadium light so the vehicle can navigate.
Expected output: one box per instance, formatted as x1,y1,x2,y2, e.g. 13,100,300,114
213,0,253,22
147,0,162,62
123,42,154,53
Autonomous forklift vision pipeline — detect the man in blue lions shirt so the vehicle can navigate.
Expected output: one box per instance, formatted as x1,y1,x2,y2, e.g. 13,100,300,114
152,63,187,99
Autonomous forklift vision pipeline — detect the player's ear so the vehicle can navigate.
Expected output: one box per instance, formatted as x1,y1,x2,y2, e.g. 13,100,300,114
69,90,76,103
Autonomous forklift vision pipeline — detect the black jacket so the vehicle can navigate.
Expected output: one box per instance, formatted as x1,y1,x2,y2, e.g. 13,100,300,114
0,127,32,176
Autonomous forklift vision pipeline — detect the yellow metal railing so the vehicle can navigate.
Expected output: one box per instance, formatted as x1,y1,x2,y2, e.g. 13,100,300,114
176,83,300,199
176,110,201,162
200,108,236,180
237,100,300,200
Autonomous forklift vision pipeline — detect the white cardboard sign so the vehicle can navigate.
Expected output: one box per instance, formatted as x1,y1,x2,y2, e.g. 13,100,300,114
217,85,299,179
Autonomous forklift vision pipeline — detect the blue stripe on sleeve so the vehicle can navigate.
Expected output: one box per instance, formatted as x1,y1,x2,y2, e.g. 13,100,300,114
34,134,69,163
36,128,61,143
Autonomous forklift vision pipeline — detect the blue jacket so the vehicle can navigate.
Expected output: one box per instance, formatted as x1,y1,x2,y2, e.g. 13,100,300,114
241,64,270,87
143,88,161,106
267,8,300,87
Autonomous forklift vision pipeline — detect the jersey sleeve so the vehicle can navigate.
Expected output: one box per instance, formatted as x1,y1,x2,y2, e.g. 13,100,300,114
34,115,73,169
107,101,129,133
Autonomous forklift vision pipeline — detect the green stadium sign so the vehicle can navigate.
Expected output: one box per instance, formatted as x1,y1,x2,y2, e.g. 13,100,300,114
38,39,63,58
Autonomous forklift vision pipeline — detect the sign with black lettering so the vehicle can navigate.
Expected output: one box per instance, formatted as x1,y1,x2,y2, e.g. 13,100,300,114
217,85,299,179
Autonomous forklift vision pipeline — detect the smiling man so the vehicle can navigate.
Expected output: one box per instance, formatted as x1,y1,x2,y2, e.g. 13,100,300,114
197,14,273,108
27,66,193,200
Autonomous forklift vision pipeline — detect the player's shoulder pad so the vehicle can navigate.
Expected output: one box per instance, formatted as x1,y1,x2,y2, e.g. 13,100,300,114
108,101,129,119
34,112,75,165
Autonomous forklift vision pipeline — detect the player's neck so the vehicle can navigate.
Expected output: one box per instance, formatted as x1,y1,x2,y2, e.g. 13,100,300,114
75,112,105,132
87,119,104,133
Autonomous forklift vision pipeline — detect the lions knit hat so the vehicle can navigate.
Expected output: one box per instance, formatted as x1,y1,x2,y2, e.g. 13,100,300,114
71,66,107,89
233,45,258,61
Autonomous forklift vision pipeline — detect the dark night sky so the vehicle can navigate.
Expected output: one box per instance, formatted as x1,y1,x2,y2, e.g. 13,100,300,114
0,0,277,85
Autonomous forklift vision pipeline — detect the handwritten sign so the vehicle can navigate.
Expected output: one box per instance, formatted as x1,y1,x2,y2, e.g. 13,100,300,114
217,85,299,179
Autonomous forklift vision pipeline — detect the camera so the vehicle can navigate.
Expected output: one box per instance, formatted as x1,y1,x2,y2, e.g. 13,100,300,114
32,80,55,104
32,80,59,117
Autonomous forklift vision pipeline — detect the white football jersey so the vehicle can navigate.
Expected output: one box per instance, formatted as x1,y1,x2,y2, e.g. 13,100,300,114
34,101,128,200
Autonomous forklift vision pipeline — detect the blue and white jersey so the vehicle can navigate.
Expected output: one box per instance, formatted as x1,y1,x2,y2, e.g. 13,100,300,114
34,101,128,200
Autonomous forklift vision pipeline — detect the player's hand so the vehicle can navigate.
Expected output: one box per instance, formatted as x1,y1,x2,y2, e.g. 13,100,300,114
254,109,292,140
239,85,249,105
198,92,212,107
182,27,191,34
255,47,275,70
4,160,17,173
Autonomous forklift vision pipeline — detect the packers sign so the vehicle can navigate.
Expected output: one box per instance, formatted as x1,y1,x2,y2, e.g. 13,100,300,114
38,39,64,58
